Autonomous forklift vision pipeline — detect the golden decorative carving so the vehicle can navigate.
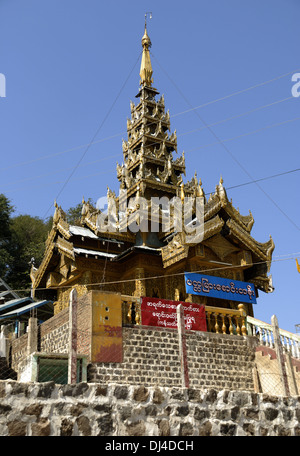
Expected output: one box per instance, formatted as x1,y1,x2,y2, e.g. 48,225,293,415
32,26,275,321
56,236,75,260
203,233,239,261
140,25,153,86
161,233,189,268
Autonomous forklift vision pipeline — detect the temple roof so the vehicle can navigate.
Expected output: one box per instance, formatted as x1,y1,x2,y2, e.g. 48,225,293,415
30,26,275,296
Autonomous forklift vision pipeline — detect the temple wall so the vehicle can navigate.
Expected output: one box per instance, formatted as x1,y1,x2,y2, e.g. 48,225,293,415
0,381,299,436
88,327,256,392
9,292,256,392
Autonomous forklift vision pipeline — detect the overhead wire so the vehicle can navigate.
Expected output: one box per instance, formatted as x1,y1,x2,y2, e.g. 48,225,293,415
1,69,298,172
185,116,300,153
42,51,142,220
2,96,298,191
151,52,300,233
5,253,300,294
2,57,299,232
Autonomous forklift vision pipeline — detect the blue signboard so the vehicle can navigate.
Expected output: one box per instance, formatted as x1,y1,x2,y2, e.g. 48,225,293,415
185,273,256,304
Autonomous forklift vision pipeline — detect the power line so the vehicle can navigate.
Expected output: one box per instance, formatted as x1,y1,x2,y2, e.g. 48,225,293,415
5,162,300,202
179,96,294,138
185,116,300,153
6,253,299,294
42,52,142,220
1,69,297,172
170,68,300,118
151,53,300,233
2,99,298,191
223,168,300,192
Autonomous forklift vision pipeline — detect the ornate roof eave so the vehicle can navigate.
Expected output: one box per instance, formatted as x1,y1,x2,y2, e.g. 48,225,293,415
251,275,274,293
225,218,275,264
56,236,75,261
204,179,255,233
135,85,159,98
31,241,56,290
202,215,225,242
128,113,170,133
125,133,177,154
33,202,70,290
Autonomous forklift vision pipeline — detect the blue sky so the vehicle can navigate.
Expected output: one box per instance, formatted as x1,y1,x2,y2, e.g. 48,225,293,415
0,0,299,333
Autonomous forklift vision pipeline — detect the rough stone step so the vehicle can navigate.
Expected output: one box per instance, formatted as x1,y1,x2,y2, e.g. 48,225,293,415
0,357,17,380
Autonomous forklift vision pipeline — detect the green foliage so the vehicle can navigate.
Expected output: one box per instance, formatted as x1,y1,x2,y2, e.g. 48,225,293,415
0,194,52,294
0,194,93,295
0,194,14,279
65,198,94,226
7,215,51,293
65,202,83,226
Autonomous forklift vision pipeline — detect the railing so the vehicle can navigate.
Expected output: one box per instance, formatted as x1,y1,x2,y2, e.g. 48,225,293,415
122,295,141,325
205,304,247,336
121,295,247,336
247,315,300,359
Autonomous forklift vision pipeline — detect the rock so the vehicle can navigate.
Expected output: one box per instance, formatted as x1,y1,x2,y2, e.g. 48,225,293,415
8,420,27,436
264,407,278,421
198,421,212,436
133,386,149,402
179,422,194,436
31,418,50,436
60,418,73,436
114,385,128,400
158,419,170,436
194,407,209,421
23,404,43,417
76,415,91,436
152,388,165,404
126,420,145,436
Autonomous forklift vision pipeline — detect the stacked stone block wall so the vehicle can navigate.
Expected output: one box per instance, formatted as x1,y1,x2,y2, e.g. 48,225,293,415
88,327,182,386
88,326,257,392
8,292,256,391
10,332,28,369
0,380,299,436
39,307,69,354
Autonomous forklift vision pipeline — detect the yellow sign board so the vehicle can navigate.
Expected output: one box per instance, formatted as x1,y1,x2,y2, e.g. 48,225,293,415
91,292,123,363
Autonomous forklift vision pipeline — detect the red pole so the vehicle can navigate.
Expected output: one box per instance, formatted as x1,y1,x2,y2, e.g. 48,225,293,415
177,304,189,388
68,288,78,384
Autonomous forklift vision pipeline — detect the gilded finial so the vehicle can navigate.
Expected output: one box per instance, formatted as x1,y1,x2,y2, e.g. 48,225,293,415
140,13,153,86
180,182,185,202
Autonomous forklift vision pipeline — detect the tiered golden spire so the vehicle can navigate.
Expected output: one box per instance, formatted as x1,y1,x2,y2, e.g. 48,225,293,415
139,22,153,86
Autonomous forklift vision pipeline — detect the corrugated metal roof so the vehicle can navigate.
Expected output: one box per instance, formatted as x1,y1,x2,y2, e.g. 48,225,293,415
0,297,33,313
73,248,117,258
0,300,53,320
69,225,99,239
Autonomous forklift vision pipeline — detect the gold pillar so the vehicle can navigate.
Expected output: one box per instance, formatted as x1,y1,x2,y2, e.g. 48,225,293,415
134,267,146,297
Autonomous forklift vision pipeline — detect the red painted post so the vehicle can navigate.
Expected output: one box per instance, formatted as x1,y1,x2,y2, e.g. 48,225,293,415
68,288,78,384
177,304,189,388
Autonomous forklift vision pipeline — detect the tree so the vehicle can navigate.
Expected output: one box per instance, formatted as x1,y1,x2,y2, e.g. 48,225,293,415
65,198,94,226
0,194,14,279
0,194,93,295
7,215,52,293
65,202,83,226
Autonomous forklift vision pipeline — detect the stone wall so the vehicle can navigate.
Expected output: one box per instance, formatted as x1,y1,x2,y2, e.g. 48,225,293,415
8,291,257,391
10,293,92,372
88,326,257,392
0,380,299,436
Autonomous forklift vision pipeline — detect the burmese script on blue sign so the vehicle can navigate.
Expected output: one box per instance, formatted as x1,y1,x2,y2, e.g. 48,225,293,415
185,273,256,304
